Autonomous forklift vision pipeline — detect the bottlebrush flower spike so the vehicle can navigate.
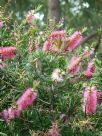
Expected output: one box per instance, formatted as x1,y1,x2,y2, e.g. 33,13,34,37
16,88,37,110
0,107,21,122
47,122,59,136
65,31,83,52
0,21,3,28
50,30,65,40
0,47,16,60
0,88,37,122
83,60,96,79
0,109,9,121
83,86,97,115
26,10,35,25
67,55,81,75
43,30,65,53
8,107,21,120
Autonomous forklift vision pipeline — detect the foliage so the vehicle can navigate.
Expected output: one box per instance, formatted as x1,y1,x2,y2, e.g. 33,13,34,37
0,6,102,136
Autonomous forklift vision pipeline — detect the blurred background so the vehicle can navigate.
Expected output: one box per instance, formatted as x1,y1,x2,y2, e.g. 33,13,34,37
0,0,102,29
0,0,102,58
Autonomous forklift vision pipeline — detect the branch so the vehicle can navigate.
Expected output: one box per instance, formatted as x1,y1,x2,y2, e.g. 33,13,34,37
81,31,98,44
94,34,101,53
80,31,101,53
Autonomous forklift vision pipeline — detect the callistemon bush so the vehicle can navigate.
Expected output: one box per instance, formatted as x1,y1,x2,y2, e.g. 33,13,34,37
0,8,102,136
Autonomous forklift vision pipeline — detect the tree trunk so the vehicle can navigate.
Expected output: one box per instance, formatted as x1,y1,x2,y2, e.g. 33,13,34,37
48,0,61,23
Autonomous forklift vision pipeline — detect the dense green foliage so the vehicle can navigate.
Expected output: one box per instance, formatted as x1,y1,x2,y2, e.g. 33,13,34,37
0,1,102,136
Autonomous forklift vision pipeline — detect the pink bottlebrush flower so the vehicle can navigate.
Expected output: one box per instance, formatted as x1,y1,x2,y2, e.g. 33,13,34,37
50,30,65,40
83,70,92,79
0,88,37,122
50,30,66,53
0,109,9,121
7,107,21,120
16,88,37,110
67,55,81,75
65,31,83,52
43,30,65,53
47,123,59,136
0,47,16,60
83,60,96,79
26,10,35,25
83,86,97,115
42,40,51,52
0,21,3,28
0,107,21,122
